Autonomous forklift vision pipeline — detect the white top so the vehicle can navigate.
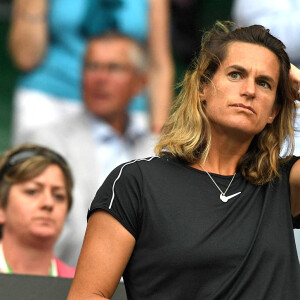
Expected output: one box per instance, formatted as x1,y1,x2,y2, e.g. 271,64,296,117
91,112,152,184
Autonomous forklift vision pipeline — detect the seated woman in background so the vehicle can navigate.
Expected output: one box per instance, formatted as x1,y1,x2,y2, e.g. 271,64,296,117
0,144,75,277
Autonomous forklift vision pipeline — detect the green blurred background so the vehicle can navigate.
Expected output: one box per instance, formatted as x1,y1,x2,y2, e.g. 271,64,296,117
0,2,17,153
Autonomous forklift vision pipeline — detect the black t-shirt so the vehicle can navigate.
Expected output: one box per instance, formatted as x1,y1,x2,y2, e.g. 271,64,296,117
88,155,300,299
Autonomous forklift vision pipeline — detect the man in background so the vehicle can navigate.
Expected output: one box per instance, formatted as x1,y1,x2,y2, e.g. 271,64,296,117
18,32,156,266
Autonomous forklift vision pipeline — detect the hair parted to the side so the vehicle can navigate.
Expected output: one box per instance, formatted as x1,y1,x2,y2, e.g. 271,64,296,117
155,21,296,185
0,143,73,210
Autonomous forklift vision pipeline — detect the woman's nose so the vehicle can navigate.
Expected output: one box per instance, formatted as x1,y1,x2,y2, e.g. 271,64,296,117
40,191,54,210
241,78,256,99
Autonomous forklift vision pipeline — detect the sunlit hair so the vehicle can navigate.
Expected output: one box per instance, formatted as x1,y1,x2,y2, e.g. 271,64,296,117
155,21,296,185
0,144,73,210
84,31,148,74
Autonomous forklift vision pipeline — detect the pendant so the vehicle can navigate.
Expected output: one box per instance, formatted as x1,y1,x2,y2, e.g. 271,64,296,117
220,192,241,202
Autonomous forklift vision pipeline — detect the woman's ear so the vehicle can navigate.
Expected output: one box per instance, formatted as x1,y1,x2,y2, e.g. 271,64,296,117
267,103,280,124
199,83,208,103
199,84,206,99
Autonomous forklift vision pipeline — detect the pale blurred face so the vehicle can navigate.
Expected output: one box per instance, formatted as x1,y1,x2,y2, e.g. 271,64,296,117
0,165,69,244
202,42,280,139
83,39,145,123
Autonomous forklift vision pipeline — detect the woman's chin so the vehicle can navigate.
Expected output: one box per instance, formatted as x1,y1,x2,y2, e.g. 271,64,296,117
29,228,59,243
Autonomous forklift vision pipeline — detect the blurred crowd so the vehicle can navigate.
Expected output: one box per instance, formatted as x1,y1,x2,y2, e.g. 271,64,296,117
1,0,300,283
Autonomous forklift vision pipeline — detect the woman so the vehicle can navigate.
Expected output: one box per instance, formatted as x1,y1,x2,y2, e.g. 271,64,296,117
0,144,75,277
9,0,173,144
68,22,300,299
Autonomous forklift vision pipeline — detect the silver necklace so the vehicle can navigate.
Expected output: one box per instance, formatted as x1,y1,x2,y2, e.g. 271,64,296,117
201,166,241,202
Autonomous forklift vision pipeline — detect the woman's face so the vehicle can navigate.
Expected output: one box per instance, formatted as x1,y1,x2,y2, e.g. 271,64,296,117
202,41,280,139
0,164,69,245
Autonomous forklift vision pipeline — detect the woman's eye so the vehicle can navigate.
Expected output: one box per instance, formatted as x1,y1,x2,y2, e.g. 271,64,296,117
54,194,67,202
229,72,241,79
25,189,38,195
258,81,271,89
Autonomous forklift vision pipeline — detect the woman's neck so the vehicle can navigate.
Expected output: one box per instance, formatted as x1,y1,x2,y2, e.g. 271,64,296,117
1,234,55,276
196,129,253,175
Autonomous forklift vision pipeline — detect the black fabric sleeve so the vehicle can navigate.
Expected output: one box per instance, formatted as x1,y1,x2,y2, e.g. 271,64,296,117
87,161,144,239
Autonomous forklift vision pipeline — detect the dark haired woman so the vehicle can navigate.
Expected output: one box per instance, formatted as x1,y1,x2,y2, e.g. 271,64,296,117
0,144,75,277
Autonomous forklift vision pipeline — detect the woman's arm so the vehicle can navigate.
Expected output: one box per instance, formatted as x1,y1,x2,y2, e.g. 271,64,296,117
148,0,174,133
9,0,48,71
67,210,136,300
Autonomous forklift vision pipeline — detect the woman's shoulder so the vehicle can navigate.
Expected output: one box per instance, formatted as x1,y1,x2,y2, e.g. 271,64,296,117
101,155,180,186
116,154,181,172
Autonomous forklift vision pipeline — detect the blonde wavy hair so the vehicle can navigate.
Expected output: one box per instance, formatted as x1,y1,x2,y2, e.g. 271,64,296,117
155,21,296,185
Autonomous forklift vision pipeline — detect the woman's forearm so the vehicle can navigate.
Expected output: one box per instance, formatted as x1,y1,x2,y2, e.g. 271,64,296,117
148,0,174,133
148,61,174,133
9,0,48,71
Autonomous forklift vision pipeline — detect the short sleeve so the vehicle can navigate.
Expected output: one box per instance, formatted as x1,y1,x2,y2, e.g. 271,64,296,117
87,161,144,239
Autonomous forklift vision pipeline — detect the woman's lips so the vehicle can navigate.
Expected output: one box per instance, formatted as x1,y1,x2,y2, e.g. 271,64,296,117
34,217,55,224
230,103,256,114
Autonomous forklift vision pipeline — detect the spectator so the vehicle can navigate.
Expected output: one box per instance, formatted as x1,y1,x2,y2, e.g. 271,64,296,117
18,32,156,266
0,144,75,277
9,0,174,145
